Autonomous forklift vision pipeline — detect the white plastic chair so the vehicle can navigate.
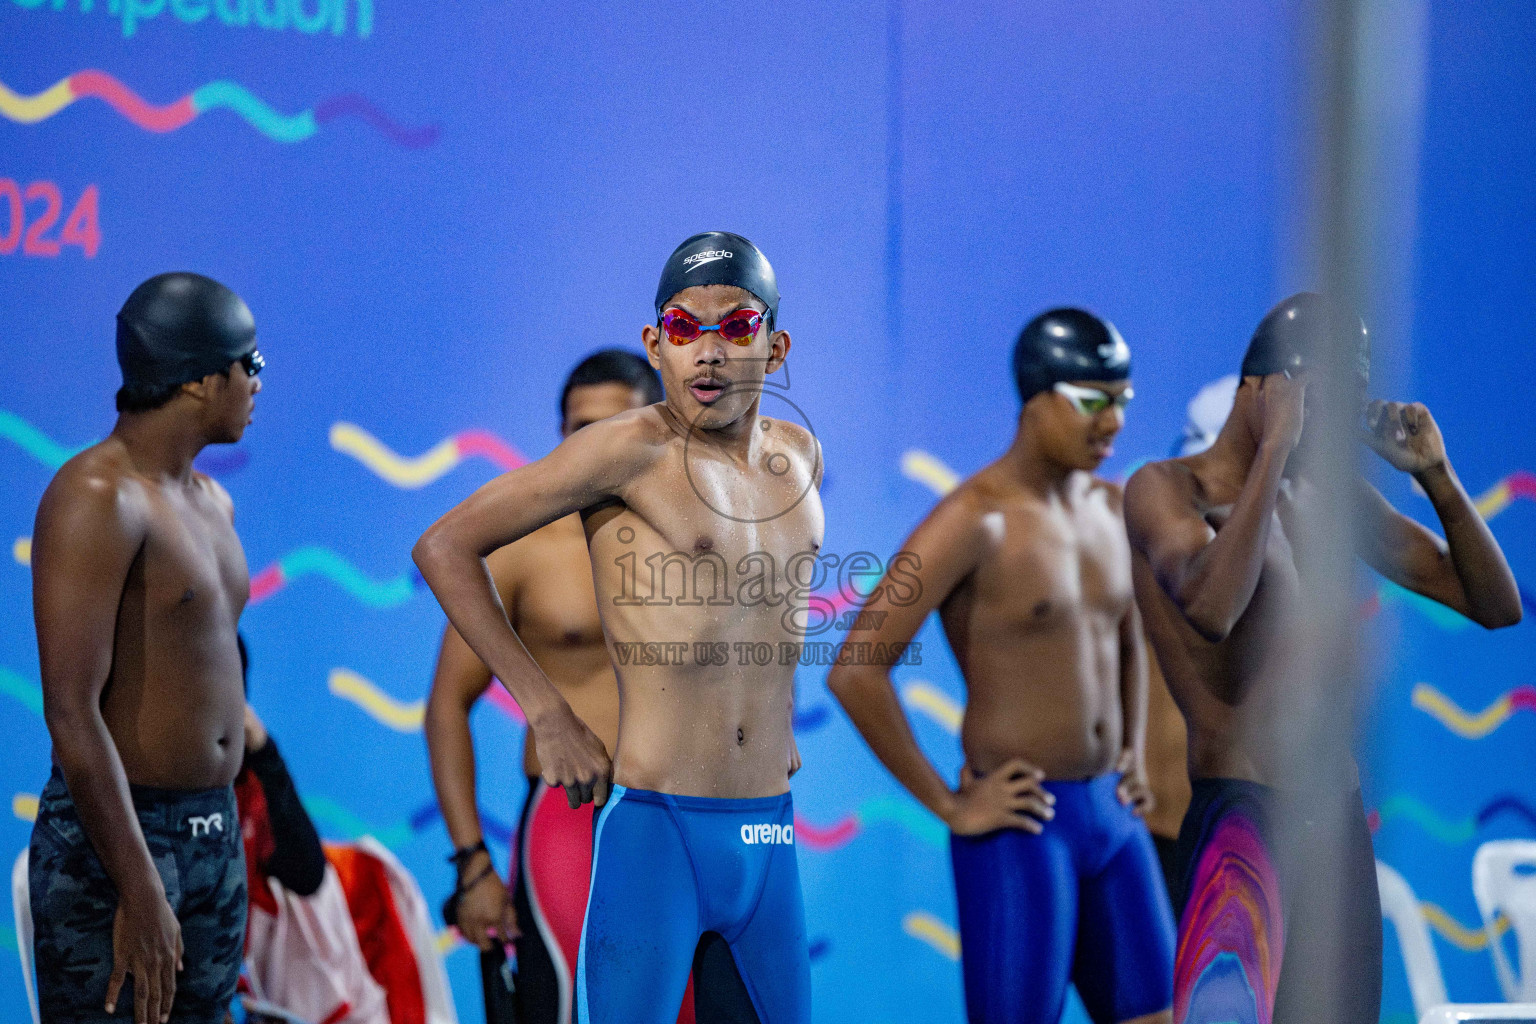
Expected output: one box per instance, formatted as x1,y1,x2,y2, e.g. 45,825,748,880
1472,840,1536,1000
13,848,39,1024
1379,859,1449,1016
1418,1004,1536,1023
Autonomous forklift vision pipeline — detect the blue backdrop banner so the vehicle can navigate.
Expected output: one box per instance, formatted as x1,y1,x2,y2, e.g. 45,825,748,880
2,3,1532,1022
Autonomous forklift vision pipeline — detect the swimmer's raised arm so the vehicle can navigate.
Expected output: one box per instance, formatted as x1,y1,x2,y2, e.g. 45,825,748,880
1125,373,1305,642
1356,401,1521,629
414,412,660,808
828,490,1054,835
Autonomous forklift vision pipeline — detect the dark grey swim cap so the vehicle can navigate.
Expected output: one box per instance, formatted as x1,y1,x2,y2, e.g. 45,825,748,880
654,232,779,324
116,273,258,392
1242,292,1369,385
1012,308,1131,404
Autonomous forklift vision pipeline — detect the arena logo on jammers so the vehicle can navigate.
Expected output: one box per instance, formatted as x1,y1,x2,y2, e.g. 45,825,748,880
9,0,374,40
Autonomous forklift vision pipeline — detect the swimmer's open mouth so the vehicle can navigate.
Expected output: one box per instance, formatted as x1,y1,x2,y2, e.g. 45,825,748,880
689,378,728,404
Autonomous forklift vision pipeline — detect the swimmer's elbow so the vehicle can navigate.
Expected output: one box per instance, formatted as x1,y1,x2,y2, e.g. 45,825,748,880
412,526,452,581
826,663,884,708
1188,616,1233,644
1176,593,1236,643
1477,601,1523,630
1164,568,1238,642
825,663,859,703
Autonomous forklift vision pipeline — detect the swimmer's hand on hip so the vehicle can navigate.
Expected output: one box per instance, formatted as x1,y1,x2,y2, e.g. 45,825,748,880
531,706,613,808
945,760,1057,836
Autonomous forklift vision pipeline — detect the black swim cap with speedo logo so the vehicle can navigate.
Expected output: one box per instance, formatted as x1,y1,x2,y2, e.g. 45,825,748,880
655,232,780,326
1012,307,1131,404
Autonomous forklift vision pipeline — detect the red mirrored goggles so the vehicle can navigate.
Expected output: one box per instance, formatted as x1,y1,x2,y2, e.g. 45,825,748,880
660,306,766,346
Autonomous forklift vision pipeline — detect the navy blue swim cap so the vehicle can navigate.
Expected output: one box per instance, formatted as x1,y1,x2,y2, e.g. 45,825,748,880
117,273,258,392
1012,308,1131,404
1242,292,1369,385
655,232,779,325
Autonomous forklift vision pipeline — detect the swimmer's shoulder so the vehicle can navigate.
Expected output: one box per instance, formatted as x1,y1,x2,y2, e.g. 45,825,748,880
1084,474,1125,513
559,404,672,474
918,473,1000,547
759,416,823,483
193,471,236,522
35,439,149,544
1123,457,1204,541
962,461,1043,517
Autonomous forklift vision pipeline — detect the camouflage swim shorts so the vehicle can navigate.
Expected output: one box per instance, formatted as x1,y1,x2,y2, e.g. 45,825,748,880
29,766,246,1023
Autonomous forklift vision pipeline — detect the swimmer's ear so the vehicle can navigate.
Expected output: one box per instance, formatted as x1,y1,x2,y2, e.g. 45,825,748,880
640,322,664,369
179,376,215,403
765,329,791,374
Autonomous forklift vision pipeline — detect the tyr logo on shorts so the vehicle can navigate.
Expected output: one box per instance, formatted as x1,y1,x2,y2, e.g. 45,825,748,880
740,823,793,845
187,813,224,838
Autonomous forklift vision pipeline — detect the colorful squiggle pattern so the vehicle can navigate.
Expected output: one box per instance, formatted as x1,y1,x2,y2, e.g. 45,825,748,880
902,911,960,959
330,422,527,488
13,793,39,822
1369,794,1478,844
2,409,247,478
328,669,425,732
1473,469,1536,518
793,794,947,852
0,72,439,148
1369,792,1536,843
1421,903,1510,952
903,682,962,734
1173,810,1283,1024
1411,681,1536,739
0,668,42,717
483,682,528,725
0,410,87,468
1364,579,1536,629
901,450,960,497
248,547,420,607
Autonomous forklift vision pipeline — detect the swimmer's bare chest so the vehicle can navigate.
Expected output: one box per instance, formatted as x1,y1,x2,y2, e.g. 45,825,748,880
583,429,824,670
581,432,822,796
944,489,1133,776
105,477,249,789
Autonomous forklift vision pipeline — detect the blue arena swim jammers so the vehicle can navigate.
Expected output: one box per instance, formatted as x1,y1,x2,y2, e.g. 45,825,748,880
577,785,810,1024
950,773,1176,1024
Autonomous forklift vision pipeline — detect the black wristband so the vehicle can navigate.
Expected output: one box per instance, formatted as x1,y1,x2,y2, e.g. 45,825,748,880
447,839,488,868
455,860,498,897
